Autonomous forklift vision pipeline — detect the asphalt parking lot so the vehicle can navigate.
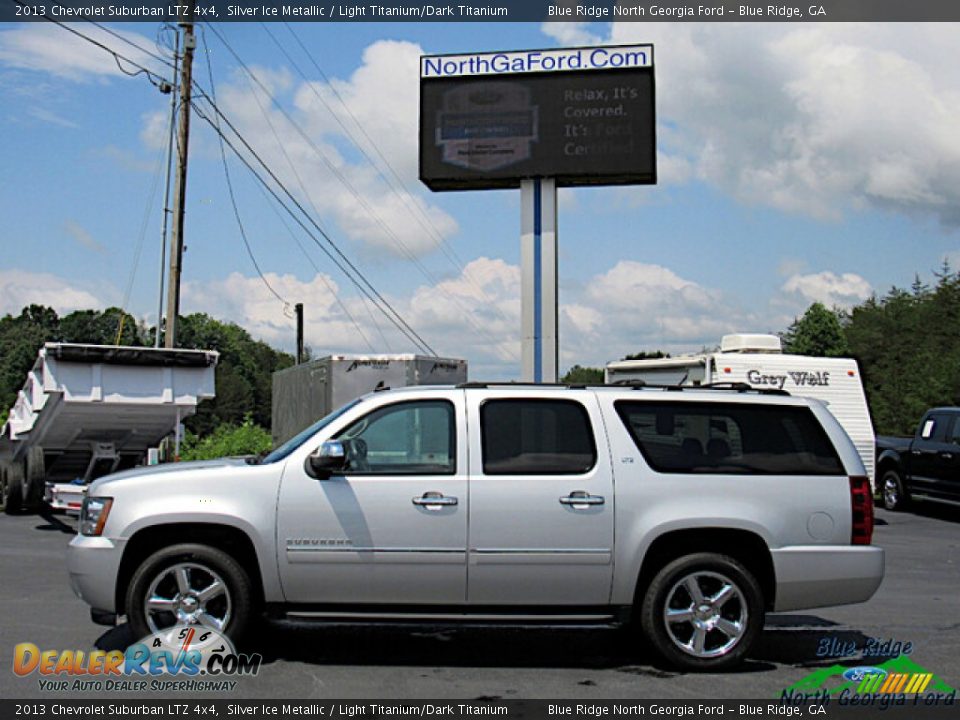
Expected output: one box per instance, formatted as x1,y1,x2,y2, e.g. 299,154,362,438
1,503,957,700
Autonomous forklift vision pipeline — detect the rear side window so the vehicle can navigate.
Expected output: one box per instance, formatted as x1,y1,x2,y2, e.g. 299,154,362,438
481,399,596,475
615,401,844,475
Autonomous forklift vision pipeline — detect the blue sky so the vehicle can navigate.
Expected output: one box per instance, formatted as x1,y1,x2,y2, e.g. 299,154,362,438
1,20,958,378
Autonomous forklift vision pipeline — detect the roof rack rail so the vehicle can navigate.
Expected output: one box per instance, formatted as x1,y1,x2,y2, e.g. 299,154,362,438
456,381,569,389
454,380,789,395
699,381,791,396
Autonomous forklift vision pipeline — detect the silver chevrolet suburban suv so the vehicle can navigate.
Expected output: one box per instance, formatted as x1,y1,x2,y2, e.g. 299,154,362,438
68,384,883,670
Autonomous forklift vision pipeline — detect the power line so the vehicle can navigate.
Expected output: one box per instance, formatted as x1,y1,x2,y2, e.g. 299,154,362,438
32,13,438,356
278,22,518,341
189,94,438,355
252,180,381,354
199,26,290,309
116,142,168,345
209,24,509,359
189,53,436,354
214,43,387,353
83,18,176,70
12,2,169,88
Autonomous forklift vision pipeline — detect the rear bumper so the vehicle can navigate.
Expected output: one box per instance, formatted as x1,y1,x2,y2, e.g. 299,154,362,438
67,534,125,614
45,483,86,515
771,545,884,612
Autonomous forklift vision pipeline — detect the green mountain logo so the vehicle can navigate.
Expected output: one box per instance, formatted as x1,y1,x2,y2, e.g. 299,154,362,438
781,655,956,698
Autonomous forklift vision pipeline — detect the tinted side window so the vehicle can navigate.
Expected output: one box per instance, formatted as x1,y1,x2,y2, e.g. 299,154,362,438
922,414,951,442
950,418,960,445
615,401,844,475
481,399,596,475
335,400,455,475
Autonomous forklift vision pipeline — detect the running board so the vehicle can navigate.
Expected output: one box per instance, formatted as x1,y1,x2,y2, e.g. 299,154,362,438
268,604,631,626
284,611,617,623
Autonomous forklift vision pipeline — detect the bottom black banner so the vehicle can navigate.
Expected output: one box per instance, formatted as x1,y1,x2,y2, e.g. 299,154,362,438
1,699,957,720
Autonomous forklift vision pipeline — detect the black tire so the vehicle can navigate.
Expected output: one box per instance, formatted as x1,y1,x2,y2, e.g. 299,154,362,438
3,463,24,515
24,447,45,510
125,543,254,644
640,552,764,672
880,469,909,511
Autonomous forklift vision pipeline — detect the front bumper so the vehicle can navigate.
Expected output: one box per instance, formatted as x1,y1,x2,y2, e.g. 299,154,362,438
771,545,884,612
67,533,126,614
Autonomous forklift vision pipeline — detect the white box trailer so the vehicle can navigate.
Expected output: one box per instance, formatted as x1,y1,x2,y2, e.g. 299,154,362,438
605,334,876,489
272,354,468,446
0,343,217,513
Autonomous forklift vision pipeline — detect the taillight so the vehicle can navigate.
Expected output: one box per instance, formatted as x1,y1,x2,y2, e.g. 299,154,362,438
849,475,874,545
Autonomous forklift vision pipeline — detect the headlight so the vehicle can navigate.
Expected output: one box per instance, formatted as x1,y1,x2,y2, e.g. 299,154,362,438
79,497,113,537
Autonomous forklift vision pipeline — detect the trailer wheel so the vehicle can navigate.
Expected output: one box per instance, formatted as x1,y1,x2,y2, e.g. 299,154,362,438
23,447,46,510
3,462,24,515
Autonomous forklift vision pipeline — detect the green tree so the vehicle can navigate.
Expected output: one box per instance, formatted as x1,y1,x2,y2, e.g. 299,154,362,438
561,365,604,384
179,415,272,461
845,269,960,435
59,307,145,346
0,305,61,413
622,350,670,360
174,313,294,435
783,302,851,357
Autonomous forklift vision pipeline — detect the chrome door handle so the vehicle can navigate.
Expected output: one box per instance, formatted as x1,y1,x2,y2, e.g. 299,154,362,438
941,452,953,460
412,492,458,508
559,491,605,507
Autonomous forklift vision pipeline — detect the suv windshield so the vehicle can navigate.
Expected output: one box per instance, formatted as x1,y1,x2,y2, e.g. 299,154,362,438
261,398,363,465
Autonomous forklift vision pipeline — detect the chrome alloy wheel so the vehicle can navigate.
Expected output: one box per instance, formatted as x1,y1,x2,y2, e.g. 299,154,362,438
883,475,899,509
143,562,232,634
662,571,748,658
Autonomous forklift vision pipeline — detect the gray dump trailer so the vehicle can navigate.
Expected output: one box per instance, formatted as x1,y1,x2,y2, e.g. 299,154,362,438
0,343,218,513
272,354,467,446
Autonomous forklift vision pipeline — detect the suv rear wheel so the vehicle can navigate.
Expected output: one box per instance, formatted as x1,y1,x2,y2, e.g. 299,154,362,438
125,543,253,643
640,552,763,671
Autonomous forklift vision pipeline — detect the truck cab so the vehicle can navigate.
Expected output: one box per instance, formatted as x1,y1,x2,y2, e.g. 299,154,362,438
876,407,960,510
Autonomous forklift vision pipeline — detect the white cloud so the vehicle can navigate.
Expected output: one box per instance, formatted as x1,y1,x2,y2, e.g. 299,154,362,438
600,23,960,226
27,106,77,129
208,41,458,258
541,21,604,47
181,260,523,378
63,220,105,254
780,270,872,308
0,24,166,82
565,260,755,362
183,258,797,378
0,270,104,316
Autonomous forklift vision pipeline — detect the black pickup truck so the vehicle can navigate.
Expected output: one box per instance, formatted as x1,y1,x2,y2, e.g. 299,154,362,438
875,407,960,510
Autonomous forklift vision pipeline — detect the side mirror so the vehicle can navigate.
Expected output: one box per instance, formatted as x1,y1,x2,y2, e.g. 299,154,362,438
305,440,346,479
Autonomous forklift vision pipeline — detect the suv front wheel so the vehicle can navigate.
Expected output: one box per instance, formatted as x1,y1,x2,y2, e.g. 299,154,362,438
640,553,763,671
125,543,253,643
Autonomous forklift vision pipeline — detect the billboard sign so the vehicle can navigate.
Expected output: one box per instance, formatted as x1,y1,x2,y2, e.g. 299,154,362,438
420,44,656,191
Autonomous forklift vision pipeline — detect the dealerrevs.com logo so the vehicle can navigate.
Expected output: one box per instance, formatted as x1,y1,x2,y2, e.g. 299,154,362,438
13,625,262,692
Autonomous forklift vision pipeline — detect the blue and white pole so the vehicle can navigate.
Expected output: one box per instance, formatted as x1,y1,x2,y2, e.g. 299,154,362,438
521,177,558,383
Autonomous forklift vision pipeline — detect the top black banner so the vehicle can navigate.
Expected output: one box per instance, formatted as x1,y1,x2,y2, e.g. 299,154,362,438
4,0,960,22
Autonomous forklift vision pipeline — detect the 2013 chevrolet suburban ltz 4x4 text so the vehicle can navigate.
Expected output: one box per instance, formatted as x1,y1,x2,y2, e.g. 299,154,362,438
68,384,883,670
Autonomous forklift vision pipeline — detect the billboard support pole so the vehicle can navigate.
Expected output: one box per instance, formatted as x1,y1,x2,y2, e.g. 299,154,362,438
521,177,558,383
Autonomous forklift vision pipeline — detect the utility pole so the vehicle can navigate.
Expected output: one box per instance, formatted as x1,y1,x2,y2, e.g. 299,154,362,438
164,2,196,349
295,303,305,364
155,31,180,348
